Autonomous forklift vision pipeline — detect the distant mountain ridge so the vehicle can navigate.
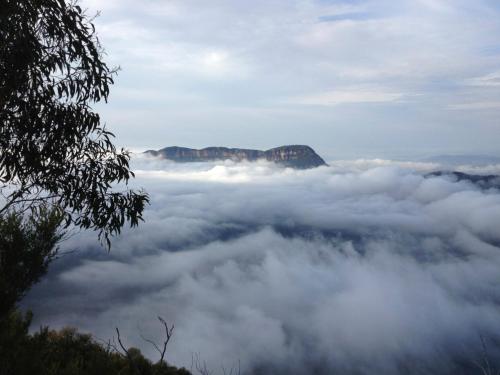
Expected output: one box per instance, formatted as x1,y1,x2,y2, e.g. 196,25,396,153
426,171,500,189
144,145,327,169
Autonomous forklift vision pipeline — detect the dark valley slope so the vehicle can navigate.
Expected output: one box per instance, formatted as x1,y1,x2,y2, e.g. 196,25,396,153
426,171,500,189
144,145,327,169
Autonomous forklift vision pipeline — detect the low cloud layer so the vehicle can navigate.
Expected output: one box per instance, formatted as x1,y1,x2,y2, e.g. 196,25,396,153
25,158,500,374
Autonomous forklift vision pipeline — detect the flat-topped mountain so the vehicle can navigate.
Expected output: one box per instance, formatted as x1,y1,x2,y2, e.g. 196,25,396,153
144,145,327,169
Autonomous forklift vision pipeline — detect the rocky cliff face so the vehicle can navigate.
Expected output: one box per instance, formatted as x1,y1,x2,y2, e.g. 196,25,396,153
144,145,327,169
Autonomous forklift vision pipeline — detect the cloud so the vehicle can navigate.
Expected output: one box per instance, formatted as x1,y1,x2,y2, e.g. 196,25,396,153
465,71,500,87
24,158,500,374
288,87,404,106
447,101,500,110
78,0,500,157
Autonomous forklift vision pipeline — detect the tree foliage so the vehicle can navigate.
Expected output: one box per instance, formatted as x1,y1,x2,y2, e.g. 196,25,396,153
0,207,63,317
0,311,191,375
0,0,149,247
0,208,188,374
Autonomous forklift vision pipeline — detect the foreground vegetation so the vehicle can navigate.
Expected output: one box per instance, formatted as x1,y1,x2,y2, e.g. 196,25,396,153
0,309,191,375
0,209,190,374
0,1,159,372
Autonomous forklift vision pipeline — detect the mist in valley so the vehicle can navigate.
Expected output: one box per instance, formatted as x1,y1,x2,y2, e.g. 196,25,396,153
24,156,500,374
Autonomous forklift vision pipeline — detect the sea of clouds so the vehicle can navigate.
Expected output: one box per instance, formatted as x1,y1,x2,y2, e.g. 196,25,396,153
25,156,500,374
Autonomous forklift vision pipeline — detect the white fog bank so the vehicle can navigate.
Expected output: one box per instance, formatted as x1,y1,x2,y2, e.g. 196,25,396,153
25,158,500,374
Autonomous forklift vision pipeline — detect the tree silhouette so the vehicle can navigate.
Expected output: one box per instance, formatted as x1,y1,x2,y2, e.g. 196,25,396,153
0,207,63,316
0,0,149,247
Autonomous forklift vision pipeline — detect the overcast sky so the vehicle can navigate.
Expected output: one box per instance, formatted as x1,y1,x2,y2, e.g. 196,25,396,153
82,0,500,160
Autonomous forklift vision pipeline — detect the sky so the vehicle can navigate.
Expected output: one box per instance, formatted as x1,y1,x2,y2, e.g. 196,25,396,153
80,0,500,160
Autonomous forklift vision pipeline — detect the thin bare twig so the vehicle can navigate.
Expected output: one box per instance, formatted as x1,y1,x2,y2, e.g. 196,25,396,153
139,316,174,364
115,327,140,375
191,352,212,375
474,334,499,375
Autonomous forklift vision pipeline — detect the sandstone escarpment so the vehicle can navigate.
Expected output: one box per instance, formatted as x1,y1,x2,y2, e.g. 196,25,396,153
144,145,327,169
